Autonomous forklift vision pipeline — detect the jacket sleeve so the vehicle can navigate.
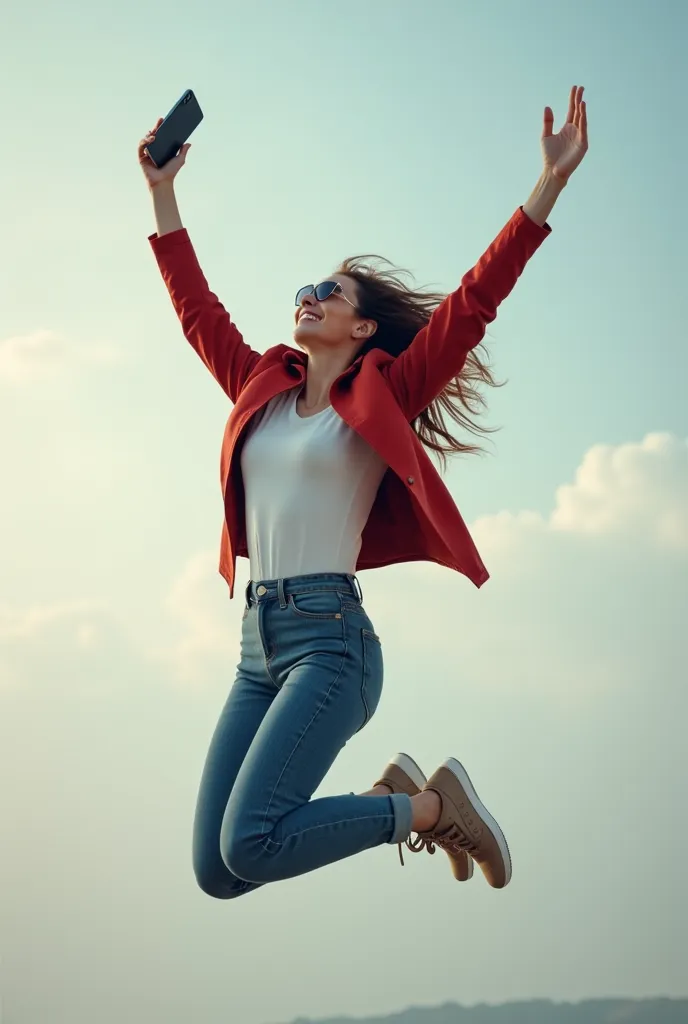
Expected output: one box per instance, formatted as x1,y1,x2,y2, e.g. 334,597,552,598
382,208,551,423
148,228,261,403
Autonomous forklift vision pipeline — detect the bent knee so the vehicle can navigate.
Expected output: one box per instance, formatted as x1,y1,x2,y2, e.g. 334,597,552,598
221,830,278,886
193,854,252,901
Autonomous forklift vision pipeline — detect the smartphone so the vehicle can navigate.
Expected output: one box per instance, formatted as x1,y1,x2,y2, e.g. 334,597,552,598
146,89,204,168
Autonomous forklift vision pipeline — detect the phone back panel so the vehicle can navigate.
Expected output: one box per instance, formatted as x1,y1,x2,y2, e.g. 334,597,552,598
147,90,204,168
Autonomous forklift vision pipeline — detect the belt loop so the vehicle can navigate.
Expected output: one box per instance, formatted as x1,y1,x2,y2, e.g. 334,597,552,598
277,578,287,609
349,574,363,604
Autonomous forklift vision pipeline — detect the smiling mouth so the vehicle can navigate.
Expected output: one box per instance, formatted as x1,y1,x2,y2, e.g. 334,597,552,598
299,313,322,323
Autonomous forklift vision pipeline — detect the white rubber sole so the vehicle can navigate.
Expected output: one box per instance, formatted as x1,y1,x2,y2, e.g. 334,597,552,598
443,757,512,886
390,752,427,792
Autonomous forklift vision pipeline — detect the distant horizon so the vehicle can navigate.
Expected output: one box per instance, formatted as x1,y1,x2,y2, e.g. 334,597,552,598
273,996,688,1024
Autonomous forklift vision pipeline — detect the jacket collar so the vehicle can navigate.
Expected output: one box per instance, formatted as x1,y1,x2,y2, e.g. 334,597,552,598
280,346,365,383
281,347,307,377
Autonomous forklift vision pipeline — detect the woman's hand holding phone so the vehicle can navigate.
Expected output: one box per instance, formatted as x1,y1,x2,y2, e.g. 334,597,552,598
139,118,187,236
138,117,191,191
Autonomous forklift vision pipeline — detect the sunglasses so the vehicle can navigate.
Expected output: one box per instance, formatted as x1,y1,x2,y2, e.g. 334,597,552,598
295,281,357,310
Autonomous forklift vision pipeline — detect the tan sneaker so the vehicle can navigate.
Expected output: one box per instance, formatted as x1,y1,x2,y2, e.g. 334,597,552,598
374,752,427,797
374,753,473,881
417,758,512,888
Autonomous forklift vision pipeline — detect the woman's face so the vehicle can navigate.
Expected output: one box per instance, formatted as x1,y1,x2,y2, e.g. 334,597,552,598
293,274,372,351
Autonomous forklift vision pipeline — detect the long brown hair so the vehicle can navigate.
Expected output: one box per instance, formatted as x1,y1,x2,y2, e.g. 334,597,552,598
337,255,501,468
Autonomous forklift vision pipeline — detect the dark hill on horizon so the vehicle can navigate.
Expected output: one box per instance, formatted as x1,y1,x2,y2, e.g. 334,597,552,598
281,998,688,1024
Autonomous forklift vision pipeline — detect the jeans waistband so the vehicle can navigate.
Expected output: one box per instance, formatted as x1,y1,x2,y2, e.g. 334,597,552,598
245,573,363,608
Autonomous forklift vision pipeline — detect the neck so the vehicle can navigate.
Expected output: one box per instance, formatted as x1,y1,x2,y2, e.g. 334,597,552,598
300,347,358,409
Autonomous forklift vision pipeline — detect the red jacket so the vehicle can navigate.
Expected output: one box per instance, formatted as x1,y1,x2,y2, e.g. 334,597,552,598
150,207,550,598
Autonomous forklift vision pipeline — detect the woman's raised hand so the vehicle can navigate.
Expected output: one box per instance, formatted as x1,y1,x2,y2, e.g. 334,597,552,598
541,85,589,183
138,117,192,190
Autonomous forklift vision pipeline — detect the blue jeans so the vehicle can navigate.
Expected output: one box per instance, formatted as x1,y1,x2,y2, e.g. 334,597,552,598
192,573,413,898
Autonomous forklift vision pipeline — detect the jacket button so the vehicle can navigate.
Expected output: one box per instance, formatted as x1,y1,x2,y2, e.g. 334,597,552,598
407,476,415,485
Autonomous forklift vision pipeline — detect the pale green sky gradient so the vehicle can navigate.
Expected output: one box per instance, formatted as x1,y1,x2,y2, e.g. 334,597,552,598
1,1,687,1022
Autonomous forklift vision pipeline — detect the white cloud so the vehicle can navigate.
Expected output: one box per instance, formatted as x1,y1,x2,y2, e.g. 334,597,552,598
0,600,97,641
472,432,688,551
0,329,122,382
0,600,110,690
551,433,688,547
149,551,241,685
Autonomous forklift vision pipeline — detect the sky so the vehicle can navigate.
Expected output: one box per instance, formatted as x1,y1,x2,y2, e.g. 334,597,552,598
1,0,687,1022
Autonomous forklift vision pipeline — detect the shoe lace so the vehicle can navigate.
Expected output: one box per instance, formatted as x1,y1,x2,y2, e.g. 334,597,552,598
397,834,436,867
397,824,476,867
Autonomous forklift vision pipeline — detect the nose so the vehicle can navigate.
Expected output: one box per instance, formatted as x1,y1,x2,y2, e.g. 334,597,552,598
297,291,321,322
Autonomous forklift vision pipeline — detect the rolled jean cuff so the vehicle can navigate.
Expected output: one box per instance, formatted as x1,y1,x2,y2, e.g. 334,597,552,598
387,793,413,845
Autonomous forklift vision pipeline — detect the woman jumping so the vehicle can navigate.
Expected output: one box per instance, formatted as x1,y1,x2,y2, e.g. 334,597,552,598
139,85,588,898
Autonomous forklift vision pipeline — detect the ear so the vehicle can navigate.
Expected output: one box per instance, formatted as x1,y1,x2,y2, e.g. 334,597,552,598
354,319,377,340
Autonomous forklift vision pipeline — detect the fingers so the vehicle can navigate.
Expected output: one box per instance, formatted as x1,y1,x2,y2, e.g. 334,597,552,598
141,118,163,148
138,118,163,162
138,138,154,163
145,120,161,143
547,86,584,136
566,85,577,124
571,86,587,147
570,85,586,127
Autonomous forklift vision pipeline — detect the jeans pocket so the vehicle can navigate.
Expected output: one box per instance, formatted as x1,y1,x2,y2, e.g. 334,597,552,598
288,590,344,620
359,628,383,732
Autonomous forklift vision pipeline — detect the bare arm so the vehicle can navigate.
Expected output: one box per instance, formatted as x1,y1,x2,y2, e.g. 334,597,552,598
150,180,184,236
523,170,567,227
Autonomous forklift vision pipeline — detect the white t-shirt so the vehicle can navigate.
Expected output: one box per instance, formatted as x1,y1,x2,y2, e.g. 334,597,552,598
240,389,388,581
